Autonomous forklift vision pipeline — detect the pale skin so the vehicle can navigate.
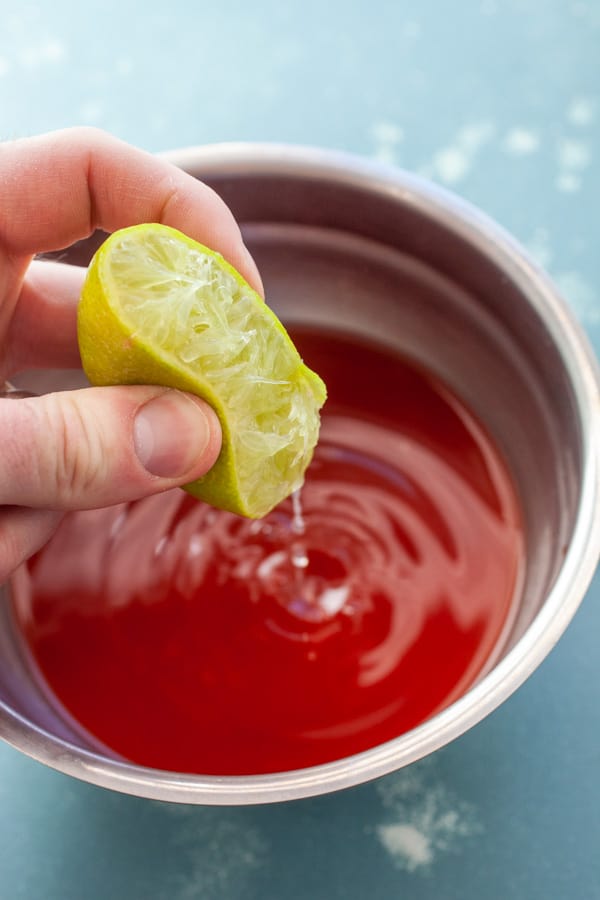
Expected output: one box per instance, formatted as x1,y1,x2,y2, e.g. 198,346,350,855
0,127,264,581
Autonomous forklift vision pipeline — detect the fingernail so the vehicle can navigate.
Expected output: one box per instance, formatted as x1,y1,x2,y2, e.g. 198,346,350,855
134,391,211,478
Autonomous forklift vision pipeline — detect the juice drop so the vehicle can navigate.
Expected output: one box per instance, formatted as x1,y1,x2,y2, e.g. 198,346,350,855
13,328,524,774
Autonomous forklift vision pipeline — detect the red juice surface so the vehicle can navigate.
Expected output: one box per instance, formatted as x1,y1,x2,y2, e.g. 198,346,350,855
14,328,524,775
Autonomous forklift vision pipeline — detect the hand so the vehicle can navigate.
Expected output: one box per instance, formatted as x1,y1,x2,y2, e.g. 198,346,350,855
0,127,263,581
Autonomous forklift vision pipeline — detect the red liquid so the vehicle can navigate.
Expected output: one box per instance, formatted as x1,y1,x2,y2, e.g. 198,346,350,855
14,328,523,774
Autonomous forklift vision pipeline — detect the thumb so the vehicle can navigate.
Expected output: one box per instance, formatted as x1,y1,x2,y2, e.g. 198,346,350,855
0,385,222,510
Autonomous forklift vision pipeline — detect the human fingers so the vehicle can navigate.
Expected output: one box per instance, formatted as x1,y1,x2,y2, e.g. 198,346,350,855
0,128,263,295
0,507,63,583
5,260,84,374
0,386,222,510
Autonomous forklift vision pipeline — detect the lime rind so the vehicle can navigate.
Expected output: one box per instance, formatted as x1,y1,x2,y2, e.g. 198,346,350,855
78,223,326,518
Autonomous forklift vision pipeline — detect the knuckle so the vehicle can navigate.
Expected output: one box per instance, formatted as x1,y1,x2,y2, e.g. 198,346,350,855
64,125,111,147
45,394,107,502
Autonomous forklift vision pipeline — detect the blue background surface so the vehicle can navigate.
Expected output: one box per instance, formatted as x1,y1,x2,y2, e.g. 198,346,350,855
1,1,599,897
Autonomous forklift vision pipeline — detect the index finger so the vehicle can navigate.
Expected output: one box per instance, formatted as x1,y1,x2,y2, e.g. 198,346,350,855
0,127,263,294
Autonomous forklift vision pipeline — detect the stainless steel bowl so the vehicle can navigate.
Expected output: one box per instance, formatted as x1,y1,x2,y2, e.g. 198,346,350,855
1,144,599,804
